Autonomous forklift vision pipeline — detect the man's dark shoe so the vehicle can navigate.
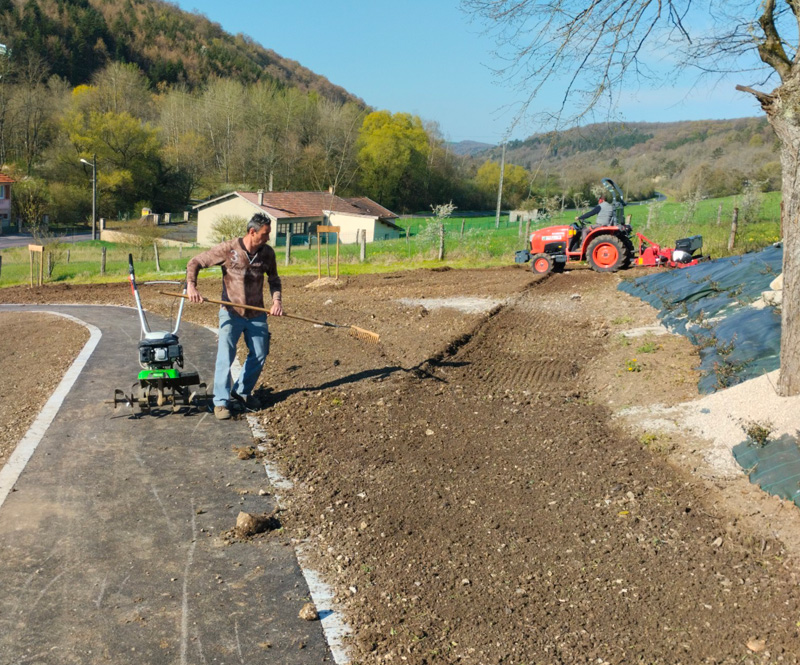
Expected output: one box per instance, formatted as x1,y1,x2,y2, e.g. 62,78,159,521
231,390,261,411
214,405,232,420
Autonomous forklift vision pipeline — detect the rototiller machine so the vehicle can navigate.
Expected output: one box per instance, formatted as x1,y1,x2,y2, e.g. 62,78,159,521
112,254,207,415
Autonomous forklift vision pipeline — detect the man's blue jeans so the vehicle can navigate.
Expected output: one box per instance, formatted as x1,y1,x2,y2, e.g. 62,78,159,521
214,308,270,407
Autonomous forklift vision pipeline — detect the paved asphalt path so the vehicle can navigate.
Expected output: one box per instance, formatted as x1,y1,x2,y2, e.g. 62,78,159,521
0,304,333,664
0,232,93,249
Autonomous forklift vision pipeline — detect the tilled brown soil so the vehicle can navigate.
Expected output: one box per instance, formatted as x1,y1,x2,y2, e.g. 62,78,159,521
2,266,800,664
0,312,89,470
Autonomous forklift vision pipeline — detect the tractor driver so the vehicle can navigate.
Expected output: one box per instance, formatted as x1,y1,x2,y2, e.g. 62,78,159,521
186,212,283,421
572,195,614,248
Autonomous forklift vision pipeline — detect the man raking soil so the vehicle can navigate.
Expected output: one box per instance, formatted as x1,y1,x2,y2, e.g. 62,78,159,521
186,213,283,421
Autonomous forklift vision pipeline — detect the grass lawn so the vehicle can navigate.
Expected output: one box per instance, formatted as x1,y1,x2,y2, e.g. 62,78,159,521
0,193,782,288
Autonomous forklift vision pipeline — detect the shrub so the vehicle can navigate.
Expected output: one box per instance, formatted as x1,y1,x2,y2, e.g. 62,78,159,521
211,215,247,243
125,217,166,262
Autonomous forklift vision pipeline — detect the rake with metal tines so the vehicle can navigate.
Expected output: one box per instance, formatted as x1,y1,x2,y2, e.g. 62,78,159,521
160,292,380,344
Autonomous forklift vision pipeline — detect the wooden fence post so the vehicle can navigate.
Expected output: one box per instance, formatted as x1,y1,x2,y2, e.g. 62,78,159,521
316,225,340,279
47,252,53,278
360,229,367,262
100,246,106,275
154,242,161,271
179,245,183,259
728,207,739,251
66,249,71,264
716,203,723,226
285,231,292,267
317,230,321,279
28,244,44,287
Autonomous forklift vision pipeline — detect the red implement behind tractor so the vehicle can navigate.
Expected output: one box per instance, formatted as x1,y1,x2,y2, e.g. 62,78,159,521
515,179,705,275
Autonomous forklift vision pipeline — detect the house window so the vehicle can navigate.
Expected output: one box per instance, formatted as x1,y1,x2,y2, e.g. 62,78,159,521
0,185,5,199
276,222,290,236
291,222,306,235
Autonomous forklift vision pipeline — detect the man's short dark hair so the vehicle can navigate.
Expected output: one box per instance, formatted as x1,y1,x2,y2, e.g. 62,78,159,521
248,212,271,233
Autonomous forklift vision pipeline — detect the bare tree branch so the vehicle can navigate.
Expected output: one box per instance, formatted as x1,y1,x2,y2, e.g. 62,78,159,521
757,0,792,78
462,0,793,129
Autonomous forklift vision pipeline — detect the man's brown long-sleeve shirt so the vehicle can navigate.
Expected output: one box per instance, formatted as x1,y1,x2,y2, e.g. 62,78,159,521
186,238,282,318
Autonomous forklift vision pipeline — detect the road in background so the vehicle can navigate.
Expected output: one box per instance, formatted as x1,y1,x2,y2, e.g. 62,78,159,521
0,231,92,249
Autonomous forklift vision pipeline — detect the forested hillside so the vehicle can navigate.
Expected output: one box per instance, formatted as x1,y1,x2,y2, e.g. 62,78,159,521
0,0,475,222
0,0,360,103
482,118,780,205
0,0,783,229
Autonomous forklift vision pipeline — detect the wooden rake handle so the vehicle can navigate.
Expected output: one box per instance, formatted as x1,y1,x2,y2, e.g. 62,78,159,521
159,291,380,343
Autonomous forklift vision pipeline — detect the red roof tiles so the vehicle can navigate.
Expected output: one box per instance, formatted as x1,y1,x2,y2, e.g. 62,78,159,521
198,190,398,221
344,197,399,219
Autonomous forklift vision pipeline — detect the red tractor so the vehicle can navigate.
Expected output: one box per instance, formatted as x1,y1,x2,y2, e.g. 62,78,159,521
515,178,704,274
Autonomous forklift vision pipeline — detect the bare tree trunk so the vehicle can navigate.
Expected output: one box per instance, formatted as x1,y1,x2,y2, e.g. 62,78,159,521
438,224,445,260
100,246,106,276
154,242,161,272
769,109,800,395
359,229,366,262
285,231,292,267
716,203,722,226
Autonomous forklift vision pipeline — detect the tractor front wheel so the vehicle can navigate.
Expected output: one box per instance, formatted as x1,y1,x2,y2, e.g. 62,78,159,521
587,235,628,273
531,253,554,275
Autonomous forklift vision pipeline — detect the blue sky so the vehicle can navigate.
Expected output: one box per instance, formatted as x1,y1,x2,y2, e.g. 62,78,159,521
172,0,764,145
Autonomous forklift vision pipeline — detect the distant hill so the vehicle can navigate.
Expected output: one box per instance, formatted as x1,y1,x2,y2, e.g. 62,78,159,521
474,118,781,200
448,140,495,156
0,0,364,105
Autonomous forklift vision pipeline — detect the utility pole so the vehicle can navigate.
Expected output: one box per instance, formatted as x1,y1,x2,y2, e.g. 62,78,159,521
91,153,97,240
494,141,506,229
80,154,97,240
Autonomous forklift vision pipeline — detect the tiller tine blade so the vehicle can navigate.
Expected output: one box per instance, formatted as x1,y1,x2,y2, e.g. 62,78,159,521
112,389,133,408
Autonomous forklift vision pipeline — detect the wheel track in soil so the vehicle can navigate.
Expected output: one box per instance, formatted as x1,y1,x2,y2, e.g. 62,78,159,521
424,275,587,394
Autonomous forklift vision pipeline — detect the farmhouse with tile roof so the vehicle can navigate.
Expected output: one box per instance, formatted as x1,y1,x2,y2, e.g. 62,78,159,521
0,173,15,235
194,190,403,246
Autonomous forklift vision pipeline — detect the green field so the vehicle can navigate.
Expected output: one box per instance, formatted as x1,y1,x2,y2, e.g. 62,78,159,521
0,192,782,288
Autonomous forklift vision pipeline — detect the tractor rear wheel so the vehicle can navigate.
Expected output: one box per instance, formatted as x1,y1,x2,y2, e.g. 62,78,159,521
531,253,554,275
587,235,628,272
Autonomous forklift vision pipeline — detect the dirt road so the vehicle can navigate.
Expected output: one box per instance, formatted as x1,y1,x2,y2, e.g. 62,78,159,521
2,266,800,664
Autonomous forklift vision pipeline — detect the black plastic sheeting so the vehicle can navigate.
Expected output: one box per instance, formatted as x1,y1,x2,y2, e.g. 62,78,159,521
732,435,800,507
618,245,783,393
